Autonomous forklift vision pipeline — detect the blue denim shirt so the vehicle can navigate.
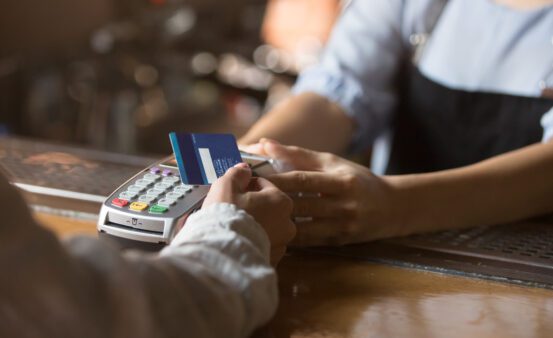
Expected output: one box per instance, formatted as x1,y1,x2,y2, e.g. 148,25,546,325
293,0,553,161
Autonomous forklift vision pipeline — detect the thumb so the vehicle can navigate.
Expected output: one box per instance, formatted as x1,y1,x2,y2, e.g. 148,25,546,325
220,162,252,192
238,142,268,156
261,139,323,171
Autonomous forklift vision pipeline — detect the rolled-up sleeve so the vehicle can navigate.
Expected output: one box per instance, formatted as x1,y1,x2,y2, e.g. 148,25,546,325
292,0,407,151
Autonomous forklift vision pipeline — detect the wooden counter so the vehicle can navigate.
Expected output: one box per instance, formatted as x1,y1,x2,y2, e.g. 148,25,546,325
36,213,553,338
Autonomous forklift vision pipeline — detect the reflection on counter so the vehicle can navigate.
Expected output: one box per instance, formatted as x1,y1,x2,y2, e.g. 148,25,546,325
261,253,553,338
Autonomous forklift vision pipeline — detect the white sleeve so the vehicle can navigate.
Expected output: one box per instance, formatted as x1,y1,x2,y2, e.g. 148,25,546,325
0,202,276,338
157,202,277,338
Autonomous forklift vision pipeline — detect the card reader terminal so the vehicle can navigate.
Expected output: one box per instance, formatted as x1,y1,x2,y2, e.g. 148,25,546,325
97,152,278,251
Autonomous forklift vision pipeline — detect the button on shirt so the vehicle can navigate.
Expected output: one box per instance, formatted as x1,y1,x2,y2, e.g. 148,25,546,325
292,0,553,155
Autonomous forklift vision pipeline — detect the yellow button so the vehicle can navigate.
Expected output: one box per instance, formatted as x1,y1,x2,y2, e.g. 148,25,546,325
130,202,149,211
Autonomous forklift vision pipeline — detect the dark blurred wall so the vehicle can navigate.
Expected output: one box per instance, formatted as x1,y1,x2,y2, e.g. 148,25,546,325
0,0,334,155
0,0,114,56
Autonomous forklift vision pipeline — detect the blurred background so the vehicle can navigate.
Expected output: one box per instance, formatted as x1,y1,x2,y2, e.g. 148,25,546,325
0,0,341,155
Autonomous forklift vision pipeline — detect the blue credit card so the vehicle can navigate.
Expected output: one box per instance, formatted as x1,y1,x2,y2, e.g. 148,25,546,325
169,132,242,185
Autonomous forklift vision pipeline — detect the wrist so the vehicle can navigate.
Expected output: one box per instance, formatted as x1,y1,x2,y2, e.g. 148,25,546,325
387,171,471,235
384,174,428,237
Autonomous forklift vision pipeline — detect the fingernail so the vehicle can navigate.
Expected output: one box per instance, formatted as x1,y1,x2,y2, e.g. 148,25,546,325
234,162,250,169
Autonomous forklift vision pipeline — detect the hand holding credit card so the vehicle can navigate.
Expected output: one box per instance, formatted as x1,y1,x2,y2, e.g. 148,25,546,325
169,132,243,185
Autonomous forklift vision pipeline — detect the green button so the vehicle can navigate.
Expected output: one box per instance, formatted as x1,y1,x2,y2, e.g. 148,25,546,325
149,205,168,214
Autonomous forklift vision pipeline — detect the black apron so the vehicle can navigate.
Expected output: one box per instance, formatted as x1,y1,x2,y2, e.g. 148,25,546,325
386,66,553,175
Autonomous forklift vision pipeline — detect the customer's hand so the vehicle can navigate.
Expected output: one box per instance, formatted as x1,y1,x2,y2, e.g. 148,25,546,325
261,140,404,247
204,163,296,265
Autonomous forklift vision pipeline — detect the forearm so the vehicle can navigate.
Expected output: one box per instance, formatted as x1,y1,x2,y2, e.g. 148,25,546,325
0,203,276,338
156,203,277,338
240,92,354,154
391,141,553,233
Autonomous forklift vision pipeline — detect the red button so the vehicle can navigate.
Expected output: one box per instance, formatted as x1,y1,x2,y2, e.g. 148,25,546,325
112,198,129,207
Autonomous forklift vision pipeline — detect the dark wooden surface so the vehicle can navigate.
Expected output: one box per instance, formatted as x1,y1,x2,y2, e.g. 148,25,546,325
37,213,553,338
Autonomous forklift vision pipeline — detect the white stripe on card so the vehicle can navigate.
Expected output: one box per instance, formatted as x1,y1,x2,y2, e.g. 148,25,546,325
198,148,218,184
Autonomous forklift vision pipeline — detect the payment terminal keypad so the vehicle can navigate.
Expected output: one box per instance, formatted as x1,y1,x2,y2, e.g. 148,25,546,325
127,185,145,193
119,191,138,200
146,188,163,196
135,179,152,187
143,173,161,181
111,167,198,215
98,152,276,249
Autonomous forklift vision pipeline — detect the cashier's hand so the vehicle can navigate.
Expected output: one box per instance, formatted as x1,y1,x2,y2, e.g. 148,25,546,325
203,163,295,265
261,140,402,247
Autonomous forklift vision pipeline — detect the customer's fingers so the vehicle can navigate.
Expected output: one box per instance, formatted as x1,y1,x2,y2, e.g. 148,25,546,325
248,178,294,218
220,163,252,192
203,163,252,207
247,176,277,192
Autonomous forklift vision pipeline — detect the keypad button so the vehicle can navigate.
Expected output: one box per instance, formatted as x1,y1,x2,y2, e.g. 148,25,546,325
119,191,137,200
154,182,173,190
162,169,173,177
138,195,157,203
112,198,129,207
135,179,152,187
166,191,184,200
157,198,177,207
127,185,145,193
146,188,164,196
174,185,192,193
162,176,180,184
143,173,161,182
149,205,168,214
150,167,161,174
130,202,149,211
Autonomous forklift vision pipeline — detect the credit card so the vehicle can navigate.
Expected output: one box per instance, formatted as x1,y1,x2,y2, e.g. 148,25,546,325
169,132,242,185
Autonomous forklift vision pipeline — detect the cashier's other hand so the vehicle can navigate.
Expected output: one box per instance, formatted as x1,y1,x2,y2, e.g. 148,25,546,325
261,140,402,247
203,163,296,265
